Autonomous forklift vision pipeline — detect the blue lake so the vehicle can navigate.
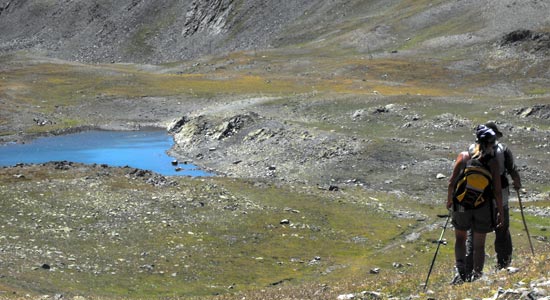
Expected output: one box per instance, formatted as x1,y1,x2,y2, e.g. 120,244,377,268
0,129,212,177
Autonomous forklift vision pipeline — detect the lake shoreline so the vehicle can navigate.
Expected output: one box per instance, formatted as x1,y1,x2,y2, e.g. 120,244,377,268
2,124,170,145
0,128,214,177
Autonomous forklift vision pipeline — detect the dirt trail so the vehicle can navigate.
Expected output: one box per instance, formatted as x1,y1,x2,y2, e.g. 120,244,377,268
191,96,282,117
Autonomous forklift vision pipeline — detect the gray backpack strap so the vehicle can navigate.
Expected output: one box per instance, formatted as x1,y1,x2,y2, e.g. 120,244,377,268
495,143,506,176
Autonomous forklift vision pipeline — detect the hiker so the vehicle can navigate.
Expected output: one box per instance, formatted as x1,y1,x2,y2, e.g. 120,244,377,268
447,125,504,283
465,122,522,273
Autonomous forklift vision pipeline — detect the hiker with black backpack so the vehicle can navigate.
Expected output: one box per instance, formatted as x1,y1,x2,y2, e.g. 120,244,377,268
447,125,504,284
465,122,522,274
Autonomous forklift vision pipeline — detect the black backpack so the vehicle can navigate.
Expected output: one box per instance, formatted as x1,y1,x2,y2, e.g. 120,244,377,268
453,157,493,209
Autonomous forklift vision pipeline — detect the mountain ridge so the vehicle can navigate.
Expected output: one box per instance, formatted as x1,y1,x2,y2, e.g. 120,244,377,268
1,0,548,64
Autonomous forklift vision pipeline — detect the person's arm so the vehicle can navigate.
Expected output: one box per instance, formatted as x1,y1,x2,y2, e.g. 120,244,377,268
489,158,504,227
447,152,469,209
504,146,522,190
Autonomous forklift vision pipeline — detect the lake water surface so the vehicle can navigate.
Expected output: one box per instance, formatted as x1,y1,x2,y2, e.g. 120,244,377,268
0,129,212,177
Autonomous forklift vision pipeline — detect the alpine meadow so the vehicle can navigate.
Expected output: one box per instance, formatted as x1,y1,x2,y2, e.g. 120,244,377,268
0,1,549,299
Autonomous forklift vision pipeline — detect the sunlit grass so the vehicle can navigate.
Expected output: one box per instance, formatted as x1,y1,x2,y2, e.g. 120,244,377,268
0,166,436,298
0,52,466,111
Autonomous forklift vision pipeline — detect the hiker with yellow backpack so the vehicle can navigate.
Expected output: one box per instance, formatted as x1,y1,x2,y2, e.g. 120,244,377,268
464,122,522,275
447,124,504,284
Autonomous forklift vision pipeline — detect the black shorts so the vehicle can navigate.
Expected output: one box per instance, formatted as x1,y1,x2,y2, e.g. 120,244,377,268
451,201,494,233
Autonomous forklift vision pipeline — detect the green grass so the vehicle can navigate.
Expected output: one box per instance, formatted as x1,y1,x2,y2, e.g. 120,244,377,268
0,166,430,298
526,88,550,96
0,56,311,103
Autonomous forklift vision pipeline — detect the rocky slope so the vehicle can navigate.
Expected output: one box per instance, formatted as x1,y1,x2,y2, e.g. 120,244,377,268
0,0,549,204
0,0,325,63
0,0,549,64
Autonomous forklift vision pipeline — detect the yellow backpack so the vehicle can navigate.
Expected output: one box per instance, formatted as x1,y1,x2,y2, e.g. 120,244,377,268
453,158,493,209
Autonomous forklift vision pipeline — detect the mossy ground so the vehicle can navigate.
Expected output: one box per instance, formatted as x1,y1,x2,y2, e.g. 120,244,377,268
0,164,423,298
0,162,548,299
0,37,548,299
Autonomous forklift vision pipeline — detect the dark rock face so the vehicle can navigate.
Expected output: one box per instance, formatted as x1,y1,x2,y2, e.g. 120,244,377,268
501,29,550,53
502,29,535,44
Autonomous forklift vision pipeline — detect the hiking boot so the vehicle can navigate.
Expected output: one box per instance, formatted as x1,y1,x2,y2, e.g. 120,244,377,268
470,271,483,282
450,264,469,285
497,257,512,270
450,273,465,285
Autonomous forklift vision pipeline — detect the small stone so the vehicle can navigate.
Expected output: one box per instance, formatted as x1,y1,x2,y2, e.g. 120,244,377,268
337,294,356,300
362,291,383,299
370,268,380,274
280,219,290,225
436,173,446,179
352,109,364,119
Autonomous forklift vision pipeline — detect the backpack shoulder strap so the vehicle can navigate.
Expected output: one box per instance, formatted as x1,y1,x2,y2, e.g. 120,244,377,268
459,151,470,171
495,142,506,175
468,143,475,156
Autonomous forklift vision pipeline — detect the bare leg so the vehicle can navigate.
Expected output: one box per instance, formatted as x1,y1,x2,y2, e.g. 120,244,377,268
495,207,512,269
472,231,487,280
453,229,468,283
465,229,474,279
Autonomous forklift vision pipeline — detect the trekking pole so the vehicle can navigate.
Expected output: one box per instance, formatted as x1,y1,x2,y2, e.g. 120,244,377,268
423,214,451,291
517,190,535,256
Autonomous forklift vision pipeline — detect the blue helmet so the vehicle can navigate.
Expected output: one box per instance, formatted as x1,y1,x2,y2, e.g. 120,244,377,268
475,124,496,144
